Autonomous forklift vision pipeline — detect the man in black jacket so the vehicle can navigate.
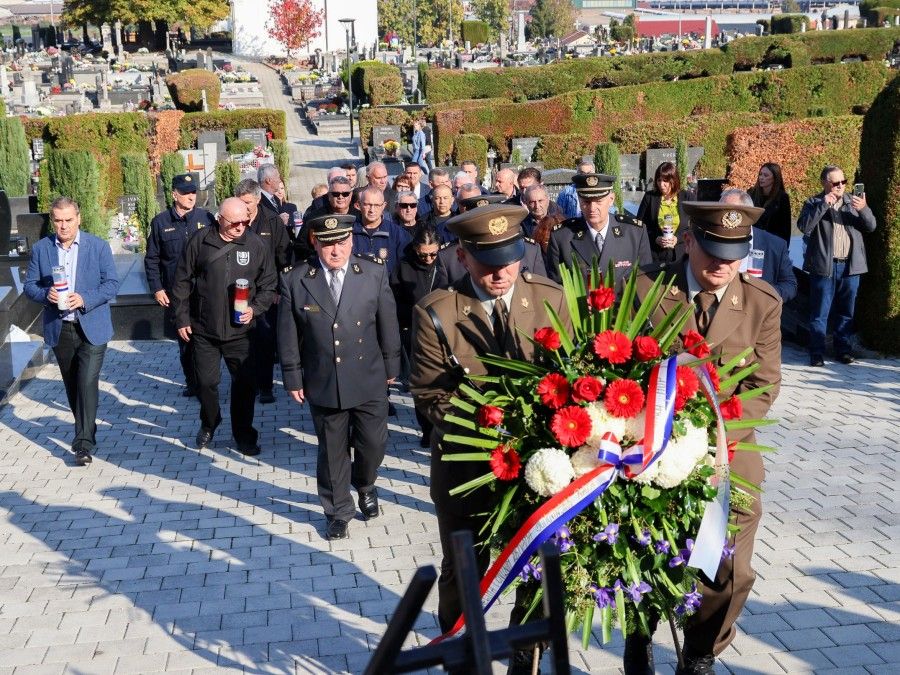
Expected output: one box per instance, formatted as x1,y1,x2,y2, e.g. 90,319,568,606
236,179,291,403
171,197,277,455
144,174,215,397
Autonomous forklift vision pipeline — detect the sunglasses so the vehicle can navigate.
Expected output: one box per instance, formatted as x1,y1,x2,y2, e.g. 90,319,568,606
221,217,250,227
417,252,439,259
830,179,848,186
331,191,352,198
397,203,418,209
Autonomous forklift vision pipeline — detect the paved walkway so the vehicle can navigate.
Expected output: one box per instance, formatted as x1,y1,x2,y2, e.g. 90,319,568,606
0,341,897,674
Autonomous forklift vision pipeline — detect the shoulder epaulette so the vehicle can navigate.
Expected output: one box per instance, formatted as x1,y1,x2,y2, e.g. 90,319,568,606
521,271,562,288
354,252,384,265
439,241,455,250
615,213,642,227
523,236,536,244
741,273,782,302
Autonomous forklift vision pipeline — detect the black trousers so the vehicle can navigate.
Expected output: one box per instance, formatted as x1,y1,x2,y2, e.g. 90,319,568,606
251,303,278,394
53,322,107,453
192,332,258,449
164,303,196,389
309,397,388,521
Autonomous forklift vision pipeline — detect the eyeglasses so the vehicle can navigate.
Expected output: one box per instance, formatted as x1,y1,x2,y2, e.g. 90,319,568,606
417,251,439,259
331,191,352,198
831,179,848,186
221,217,250,227
360,203,384,209
397,203,418,209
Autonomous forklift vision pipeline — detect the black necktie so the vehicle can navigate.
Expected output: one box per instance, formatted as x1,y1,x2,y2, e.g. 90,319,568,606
695,291,717,335
492,298,509,351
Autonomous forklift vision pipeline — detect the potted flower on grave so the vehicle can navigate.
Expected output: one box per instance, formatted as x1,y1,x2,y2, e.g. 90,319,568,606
382,139,400,157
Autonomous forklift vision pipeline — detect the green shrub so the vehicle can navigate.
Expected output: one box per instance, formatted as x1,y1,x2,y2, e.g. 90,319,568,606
228,139,255,154
270,139,291,186
453,134,488,177
417,62,429,98
461,20,490,45
36,159,50,213
160,152,186,207
358,107,417,152
179,110,287,148
856,76,900,352
725,35,811,68
350,61,401,103
369,75,404,106
594,142,623,211
0,98,5,117
46,149,104,238
675,136,688,186
121,153,157,244
771,14,810,34
215,161,240,205
794,26,900,62
0,117,31,197
166,68,222,112
535,134,592,169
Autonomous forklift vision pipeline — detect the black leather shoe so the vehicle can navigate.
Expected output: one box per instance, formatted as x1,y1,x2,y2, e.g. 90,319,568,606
326,519,349,540
676,654,715,675
810,355,825,367
195,429,213,449
508,647,541,675
258,390,275,404
388,402,397,417
419,433,431,448
837,353,855,364
74,450,92,466
359,490,380,519
238,444,261,457
624,633,654,675
182,387,197,398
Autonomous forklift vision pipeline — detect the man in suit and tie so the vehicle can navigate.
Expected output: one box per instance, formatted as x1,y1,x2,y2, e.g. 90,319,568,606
257,164,283,217
631,202,782,675
546,173,651,288
278,213,401,541
24,197,120,466
410,204,570,671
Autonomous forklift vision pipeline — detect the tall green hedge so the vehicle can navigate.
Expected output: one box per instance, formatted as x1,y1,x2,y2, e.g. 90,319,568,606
370,75,404,106
594,143,623,211
453,134,488,177
47,149,104,238
160,152,185,207
856,77,900,352
0,117,31,197
771,14,810,34
166,68,222,112
270,139,290,187
36,159,50,213
351,61,401,104
461,20,490,45
179,110,287,148
121,153,157,243
215,161,240,205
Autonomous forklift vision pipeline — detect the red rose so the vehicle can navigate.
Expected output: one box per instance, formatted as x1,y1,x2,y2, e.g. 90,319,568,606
593,330,633,364
588,287,615,312
534,326,562,351
682,330,711,358
727,440,738,463
633,336,661,362
537,373,570,409
604,379,645,418
550,406,593,447
705,363,721,392
490,444,521,480
720,396,743,420
477,405,504,428
674,365,700,412
572,376,604,403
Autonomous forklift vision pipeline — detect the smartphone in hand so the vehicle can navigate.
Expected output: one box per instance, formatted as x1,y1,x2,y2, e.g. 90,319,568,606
853,183,865,197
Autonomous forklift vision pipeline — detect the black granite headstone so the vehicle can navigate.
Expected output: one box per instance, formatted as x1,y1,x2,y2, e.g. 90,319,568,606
119,194,139,217
541,168,576,202
237,128,267,149
372,125,403,152
510,137,540,163
619,154,640,184
0,191,11,256
16,213,50,252
199,131,227,157
645,147,704,182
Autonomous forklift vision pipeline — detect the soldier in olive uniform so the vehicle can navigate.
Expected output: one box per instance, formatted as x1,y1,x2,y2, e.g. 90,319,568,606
410,205,570,665
546,173,651,288
278,214,401,541
630,203,782,675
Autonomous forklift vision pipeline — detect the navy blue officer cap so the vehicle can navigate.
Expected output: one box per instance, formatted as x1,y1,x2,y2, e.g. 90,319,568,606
172,173,197,194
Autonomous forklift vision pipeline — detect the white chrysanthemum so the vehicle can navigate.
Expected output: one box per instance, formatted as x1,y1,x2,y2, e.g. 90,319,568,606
631,457,660,484
570,446,602,478
525,447,575,496
653,421,710,488
623,409,647,444
585,402,627,446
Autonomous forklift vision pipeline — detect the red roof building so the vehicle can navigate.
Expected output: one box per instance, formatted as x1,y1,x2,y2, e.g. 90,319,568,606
634,18,720,38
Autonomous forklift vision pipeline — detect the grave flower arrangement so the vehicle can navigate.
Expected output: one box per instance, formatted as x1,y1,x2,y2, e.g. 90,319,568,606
438,264,774,647
382,139,400,156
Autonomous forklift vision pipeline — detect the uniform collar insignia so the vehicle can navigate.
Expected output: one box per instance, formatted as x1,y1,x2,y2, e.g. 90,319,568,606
731,294,739,306
521,297,528,308
670,286,679,296
352,263,362,274
575,229,585,239
463,305,471,316
306,267,317,278
613,226,622,237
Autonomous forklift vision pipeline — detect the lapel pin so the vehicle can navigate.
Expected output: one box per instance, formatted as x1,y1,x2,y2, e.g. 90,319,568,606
463,305,471,316
731,295,738,306
521,297,528,308
670,287,679,296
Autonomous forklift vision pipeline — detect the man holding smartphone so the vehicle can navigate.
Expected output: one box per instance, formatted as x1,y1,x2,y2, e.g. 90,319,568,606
798,165,876,367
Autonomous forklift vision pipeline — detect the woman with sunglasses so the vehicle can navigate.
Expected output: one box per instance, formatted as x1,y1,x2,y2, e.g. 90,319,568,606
393,190,421,237
390,226,441,446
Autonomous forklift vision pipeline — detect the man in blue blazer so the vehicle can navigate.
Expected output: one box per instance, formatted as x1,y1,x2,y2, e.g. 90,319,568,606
24,197,119,465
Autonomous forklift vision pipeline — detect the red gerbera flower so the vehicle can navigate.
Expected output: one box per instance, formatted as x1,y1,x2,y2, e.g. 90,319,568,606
593,330,633,364
550,406,592,447
604,379,645,418
537,373,570,409
705,363,721,392
633,336,661,362
534,326,562,351
674,365,700,412
682,330,711,358
572,376,604,403
490,444,521,480
477,405,504,428
588,287,615,312
720,396,743,420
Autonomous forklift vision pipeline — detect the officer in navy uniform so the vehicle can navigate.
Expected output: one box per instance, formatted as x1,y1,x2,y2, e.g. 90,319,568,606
351,186,411,274
434,194,547,288
278,213,401,541
545,173,651,288
144,173,215,397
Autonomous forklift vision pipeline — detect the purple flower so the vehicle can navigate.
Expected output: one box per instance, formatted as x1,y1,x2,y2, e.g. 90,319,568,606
668,552,687,568
590,584,616,609
676,584,703,616
721,540,735,560
654,539,670,554
519,562,543,582
669,539,695,568
519,564,533,582
624,580,652,604
592,523,619,545
551,527,573,553
633,529,652,547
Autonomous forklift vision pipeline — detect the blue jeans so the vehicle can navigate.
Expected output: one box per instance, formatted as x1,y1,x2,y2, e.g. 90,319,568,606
808,261,860,357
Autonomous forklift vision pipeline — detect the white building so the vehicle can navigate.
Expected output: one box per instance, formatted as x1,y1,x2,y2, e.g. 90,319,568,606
231,0,378,59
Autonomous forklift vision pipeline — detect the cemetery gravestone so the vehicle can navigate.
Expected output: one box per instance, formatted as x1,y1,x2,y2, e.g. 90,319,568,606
541,169,576,203
0,66,8,100
15,214,50,253
619,154,640,186
511,138,540,164
372,126,403,155
21,76,38,107
645,147,704,182
499,161,544,173
118,195,139,218
198,131,227,158
237,128,267,150
0,192,11,257
31,139,44,161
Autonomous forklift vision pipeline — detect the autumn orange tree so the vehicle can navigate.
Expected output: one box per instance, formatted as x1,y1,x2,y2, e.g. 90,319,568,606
266,0,325,57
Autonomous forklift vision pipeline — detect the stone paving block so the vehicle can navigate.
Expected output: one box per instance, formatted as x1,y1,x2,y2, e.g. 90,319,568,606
775,627,835,650
819,644,884,667
771,647,835,672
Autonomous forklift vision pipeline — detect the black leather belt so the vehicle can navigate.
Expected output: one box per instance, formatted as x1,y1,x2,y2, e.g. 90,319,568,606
833,257,848,262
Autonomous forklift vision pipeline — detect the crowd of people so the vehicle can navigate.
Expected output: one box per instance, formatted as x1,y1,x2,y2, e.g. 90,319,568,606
21,149,876,675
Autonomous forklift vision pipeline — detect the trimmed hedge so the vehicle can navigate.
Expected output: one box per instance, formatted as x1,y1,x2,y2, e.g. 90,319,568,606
535,134,592,169
46,149,104,238
215,161,240,205
121,152,157,244
160,152,185,208
228,139,255,154
179,110,287,148
351,61,402,104
270,139,291,186
36,158,50,213
0,117,31,197
857,77,900,352
771,14,810,34
726,27,900,68
433,62,892,162
461,20,490,46
166,68,222,112
453,134,488,177
369,75,404,106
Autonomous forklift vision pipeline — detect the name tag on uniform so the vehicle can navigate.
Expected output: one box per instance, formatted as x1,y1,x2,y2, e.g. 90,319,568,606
615,260,632,268
303,305,320,313
163,227,175,233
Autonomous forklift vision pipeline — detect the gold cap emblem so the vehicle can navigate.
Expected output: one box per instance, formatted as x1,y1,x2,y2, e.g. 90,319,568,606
324,217,338,229
184,175,192,182
721,211,743,229
586,176,599,187
488,216,509,235
476,199,488,207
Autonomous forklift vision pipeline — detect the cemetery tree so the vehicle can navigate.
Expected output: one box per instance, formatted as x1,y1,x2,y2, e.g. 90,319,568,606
529,0,576,39
0,118,31,198
782,0,801,12
47,149,104,238
675,136,689,188
377,0,464,47
471,0,511,40
160,153,185,208
266,0,324,58
64,0,228,34
594,142,623,212
122,153,157,244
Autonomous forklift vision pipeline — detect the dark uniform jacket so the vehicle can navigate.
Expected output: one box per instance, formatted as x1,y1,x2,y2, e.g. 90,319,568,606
546,214,652,287
410,273,570,516
171,227,277,341
250,207,291,273
797,193,876,277
433,238,547,290
351,216,411,274
144,206,215,293
277,254,401,410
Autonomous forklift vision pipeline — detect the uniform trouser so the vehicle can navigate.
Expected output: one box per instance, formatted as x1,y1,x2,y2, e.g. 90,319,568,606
309,397,388,521
192,332,258,449
251,303,278,394
53,322,107,453
164,303,196,389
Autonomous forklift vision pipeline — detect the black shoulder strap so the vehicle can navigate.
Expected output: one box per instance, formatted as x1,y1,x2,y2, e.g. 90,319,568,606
206,242,237,267
425,305,465,375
